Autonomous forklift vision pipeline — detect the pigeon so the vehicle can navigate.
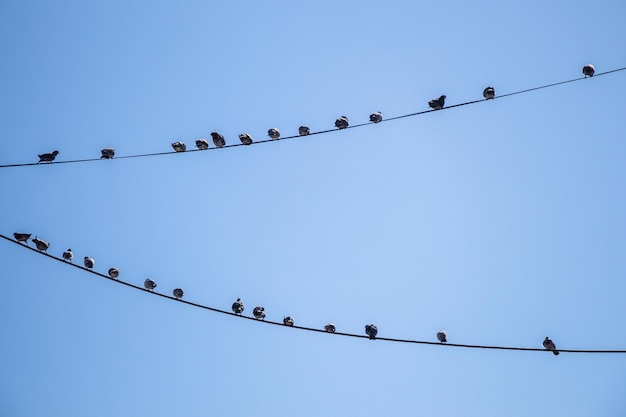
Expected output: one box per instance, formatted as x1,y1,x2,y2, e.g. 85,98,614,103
335,116,349,129
62,248,73,262
100,148,115,159
324,323,336,333
298,125,310,136
211,132,226,148
144,278,157,291
31,237,50,252
84,256,95,269
268,128,281,140
582,64,595,77
108,267,119,279
239,133,253,145
369,112,383,123
13,233,31,244
365,324,378,339
543,337,559,355
171,142,186,152
437,330,448,343
232,298,244,314
253,306,266,320
195,138,209,150
483,86,495,100
428,95,446,110
38,150,59,163
173,288,184,299
283,316,295,326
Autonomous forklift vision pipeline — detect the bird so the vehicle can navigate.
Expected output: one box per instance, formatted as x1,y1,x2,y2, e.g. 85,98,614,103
83,256,95,269
253,306,266,320
582,64,595,77
283,316,295,326
543,337,560,355
108,267,119,279
483,86,495,100
31,237,50,252
173,288,184,299
171,142,186,152
369,112,383,123
195,138,209,150
437,330,448,343
62,248,73,262
324,323,336,333
239,133,253,145
267,128,281,140
100,148,115,159
335,116,349,129
13,233,31,244
144,278,157,291
365,324,378,339
232,298,244,315
211,132,226,148
428,95,446,110
38,150,59,163
298,125,310,136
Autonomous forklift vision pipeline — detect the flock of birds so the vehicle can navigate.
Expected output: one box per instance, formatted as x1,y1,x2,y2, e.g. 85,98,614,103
12,231,562,355
31,64,594,164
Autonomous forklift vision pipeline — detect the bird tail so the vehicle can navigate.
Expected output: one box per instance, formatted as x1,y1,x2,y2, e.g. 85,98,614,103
553,350,559,356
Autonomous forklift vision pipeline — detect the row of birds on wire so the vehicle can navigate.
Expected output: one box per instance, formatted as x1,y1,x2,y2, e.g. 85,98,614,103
11,231,563,355
17,63,602,167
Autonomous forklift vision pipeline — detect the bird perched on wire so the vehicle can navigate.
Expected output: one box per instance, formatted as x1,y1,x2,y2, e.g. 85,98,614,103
195,138,209,150
13,233,31,244
324,323,336,333
171,142,186,152
253,306,266,320
483,86,495,100
62,248,73,262
211,132,226,148
232,298,244,314
437,330,448,343
365,324,378,339
298,126,310,136
239,133,253,145
31,237,50,252
173,288,184,299
369,112,383,123
335,116,349,129
428,95,446,110
283,316,295,326
108,267,119,279
38,150,59,163
543,337,559,355
83,257,95,269
268,128,281,140
582,64,595,78
144,278,157,291
100,148,115,159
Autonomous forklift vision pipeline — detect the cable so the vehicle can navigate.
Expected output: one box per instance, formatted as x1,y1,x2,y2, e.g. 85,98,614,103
1,67,624,170
2,233,624,354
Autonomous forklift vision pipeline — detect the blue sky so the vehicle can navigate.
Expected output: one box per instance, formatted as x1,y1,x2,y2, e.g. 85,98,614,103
1,1,626,416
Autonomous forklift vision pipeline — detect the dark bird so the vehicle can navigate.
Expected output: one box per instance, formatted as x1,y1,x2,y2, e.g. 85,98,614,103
543,337,560,355
428,95,446,110
582,64,595,77
108,267,119,279
268,128,281,140
324,323,336,333
196,138,209,150
211,132,226,148
84,257,95,269
298,125,310,136
283,316,295,326
239,133,253,145
369,112,383,123
13,233,31,244
232,298,244,315
171,142,186,152
173,288,184,299
253,306,266,320
365,324,378,339
62,248,73,262
437,330,448,343
335,116,349,129
38,150,59,163
32,237,50,252
101,148,115,159
144,278,157,291
483,86,495,100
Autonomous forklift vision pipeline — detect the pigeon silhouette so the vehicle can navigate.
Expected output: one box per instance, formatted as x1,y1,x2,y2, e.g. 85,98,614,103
428,95,446,110
173,288,184,299
298,126,310,136
253,306,266,320
171,142,186,152
268,128,281,140
283,316,295,326
239,133,253,145
195,139,209,150
324,323,336,333
13,233,31,244
437,330,448,343
582,64,595,78
84,257,95,269
483,87,495,100
108,267,119,279
543,337,559,355
232,298,244,314
144,278,157,291
62,248,73,262
211,132,226,148
365,324,378,339
369,112,383,123
101,148,115,159
38,150,59,163
335,116,349,129
32,237,50,252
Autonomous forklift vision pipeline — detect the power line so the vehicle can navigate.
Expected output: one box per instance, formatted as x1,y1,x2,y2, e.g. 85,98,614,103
1,66,624,170
2,233,624,354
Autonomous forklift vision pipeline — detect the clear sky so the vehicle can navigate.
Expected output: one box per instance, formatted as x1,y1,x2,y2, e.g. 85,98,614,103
1,1,626,416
